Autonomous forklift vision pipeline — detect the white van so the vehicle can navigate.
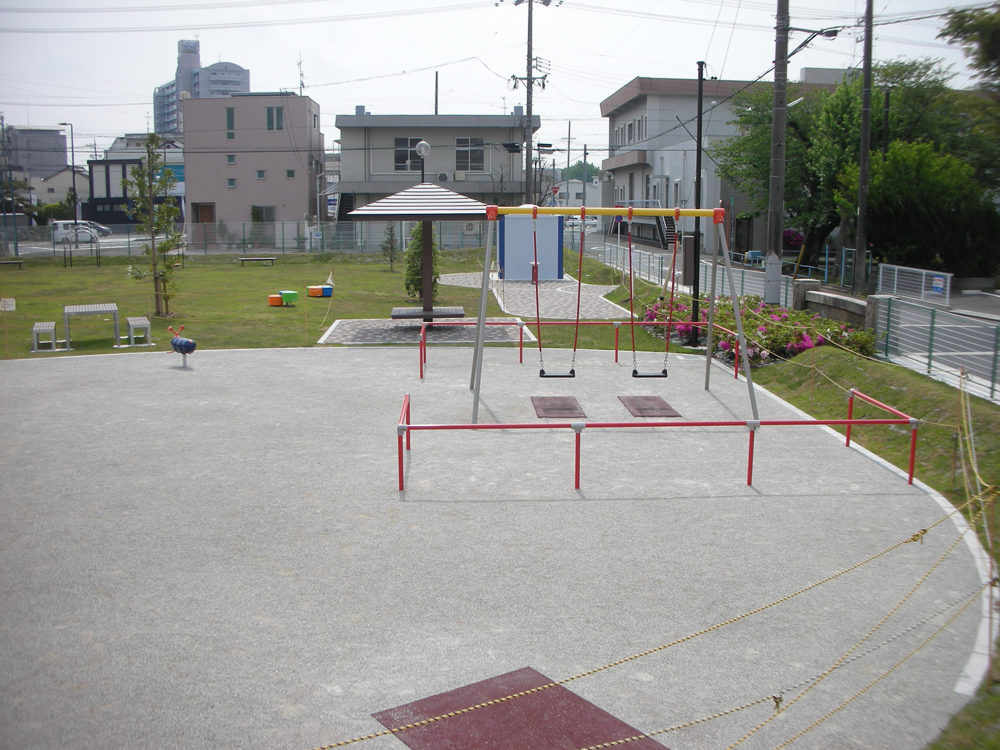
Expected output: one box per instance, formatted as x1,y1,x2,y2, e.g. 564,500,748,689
52,221,98,244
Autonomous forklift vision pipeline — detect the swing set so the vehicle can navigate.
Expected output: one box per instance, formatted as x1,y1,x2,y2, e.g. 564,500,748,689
469,204,760,423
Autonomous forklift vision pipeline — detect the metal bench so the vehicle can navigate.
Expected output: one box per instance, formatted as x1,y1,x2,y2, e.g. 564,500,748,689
127,316,152,346
32,321,57,352
239,257,276,266
0,260,23,269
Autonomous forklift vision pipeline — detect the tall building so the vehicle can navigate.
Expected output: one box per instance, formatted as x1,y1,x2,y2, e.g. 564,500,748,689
154,40,249,134
3,126,66,180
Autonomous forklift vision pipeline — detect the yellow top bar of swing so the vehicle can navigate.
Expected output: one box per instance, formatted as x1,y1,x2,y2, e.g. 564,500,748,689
492,206,720,219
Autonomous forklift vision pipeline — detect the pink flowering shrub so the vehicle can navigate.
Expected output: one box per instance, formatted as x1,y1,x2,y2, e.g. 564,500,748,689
643,294,875,366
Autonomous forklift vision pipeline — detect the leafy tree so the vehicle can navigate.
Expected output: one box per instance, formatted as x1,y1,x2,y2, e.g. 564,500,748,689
121,134,184,316
710,58,994,267
939,3,1000,96
562,160,600,182
837,141,1000,276
35,196,74,224
381,221,400,271
403,222,439,300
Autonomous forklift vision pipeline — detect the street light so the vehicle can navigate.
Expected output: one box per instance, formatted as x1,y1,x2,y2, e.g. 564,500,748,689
57,122,78,222
415,140,430,183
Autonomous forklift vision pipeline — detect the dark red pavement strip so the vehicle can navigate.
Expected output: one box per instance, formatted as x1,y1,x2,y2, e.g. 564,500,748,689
532,397,587,419
618,396,681,418
372,667,669,750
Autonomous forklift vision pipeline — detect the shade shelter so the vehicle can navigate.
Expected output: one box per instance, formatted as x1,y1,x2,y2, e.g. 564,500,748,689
349,183,488,320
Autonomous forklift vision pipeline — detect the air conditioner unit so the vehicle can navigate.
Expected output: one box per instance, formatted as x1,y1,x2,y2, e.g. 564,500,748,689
437,172,449,182
463,222,476,232
453,172,466,181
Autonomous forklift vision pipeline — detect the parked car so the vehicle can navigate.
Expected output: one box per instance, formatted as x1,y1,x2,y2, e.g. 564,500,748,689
86,221,112,236
565,216,600,229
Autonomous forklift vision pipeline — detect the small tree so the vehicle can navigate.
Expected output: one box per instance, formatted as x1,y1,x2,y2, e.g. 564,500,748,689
122,134,183,316
403,222,440,300
381,222,400,271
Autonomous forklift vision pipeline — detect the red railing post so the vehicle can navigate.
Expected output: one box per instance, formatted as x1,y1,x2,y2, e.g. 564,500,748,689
846,389,855,447
747,421,758,485
572,423,585,489
734,339,739,379
398,394,411,490
519,321,524,363
908,419,918,485
614,321,620,363
406,397,411,450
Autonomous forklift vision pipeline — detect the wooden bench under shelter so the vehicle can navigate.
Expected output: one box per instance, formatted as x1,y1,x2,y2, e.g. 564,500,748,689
239,257,276,266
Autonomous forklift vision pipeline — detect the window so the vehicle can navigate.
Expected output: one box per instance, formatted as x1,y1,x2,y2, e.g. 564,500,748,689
286,169,295,179
313,114,319,129
256,170,266,180
47,187,55,193
226,154,236,164
627,122,634,143
455,137,484,172
266,107,284,131
575,192,583,199
226,107,235,140
227,178,236,188
394,137,424,171
251,205,275,222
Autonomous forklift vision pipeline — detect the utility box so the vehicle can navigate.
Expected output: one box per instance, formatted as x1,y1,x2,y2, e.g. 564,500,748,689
499,215,564,280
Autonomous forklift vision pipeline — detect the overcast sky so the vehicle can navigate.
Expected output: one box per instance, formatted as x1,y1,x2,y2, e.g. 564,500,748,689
0,0,987,167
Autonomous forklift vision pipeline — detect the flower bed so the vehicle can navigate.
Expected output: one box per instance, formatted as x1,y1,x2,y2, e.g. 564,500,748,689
642,294,876,366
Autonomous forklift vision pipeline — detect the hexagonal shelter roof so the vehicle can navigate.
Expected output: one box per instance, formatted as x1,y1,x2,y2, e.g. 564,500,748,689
348,183,489,222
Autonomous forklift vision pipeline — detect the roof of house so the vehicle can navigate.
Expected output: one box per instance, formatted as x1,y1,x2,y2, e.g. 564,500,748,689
348,183,487,221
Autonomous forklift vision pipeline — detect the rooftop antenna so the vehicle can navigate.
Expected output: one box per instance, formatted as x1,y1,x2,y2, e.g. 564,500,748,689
298,55,304,96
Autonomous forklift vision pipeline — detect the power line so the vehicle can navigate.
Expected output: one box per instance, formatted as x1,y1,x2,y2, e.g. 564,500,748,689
0,2,492,33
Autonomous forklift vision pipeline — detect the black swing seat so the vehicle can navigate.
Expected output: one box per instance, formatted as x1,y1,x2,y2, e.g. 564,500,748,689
540,368,576,378
632,369,669,378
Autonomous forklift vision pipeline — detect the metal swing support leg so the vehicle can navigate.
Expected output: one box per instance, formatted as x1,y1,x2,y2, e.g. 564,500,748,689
716,219,760,420
471,217,496,424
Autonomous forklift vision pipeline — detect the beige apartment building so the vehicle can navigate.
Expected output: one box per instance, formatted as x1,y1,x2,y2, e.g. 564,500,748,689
183,92,324,247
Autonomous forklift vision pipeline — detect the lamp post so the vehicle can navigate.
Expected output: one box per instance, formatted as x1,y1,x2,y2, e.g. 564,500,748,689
415,140,430,183
57,122,78,222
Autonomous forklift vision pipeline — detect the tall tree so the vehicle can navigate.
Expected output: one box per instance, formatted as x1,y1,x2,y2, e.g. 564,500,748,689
122,134,184,316
939,3,1000,97
710,59,990,267
837,140,1000,276
562,160,600,182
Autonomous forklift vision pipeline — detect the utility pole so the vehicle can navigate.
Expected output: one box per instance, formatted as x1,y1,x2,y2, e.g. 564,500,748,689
764,0,789,304
435,71,439,115
688,61,705,347
581,144,588,209
853,0,874,296
500,0,557,204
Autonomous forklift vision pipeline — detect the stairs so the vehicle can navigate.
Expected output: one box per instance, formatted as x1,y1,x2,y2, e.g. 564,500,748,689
655,215,676,249
337,193,355,221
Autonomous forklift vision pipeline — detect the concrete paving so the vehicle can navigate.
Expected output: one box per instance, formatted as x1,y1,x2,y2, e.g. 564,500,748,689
0,346,992,750
441,272,628,320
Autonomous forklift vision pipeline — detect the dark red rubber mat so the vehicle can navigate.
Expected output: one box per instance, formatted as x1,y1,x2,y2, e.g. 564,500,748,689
372,666,669,750
618,396,681,418
531,396,586,418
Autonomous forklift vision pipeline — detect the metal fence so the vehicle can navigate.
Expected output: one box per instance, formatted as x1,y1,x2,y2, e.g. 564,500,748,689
876,295,1000,399
877,264,952,307
601,242,796,305
0,220,490,257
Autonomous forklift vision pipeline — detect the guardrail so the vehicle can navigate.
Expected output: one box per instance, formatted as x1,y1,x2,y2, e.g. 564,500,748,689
878,264,952,307
396,389,917,490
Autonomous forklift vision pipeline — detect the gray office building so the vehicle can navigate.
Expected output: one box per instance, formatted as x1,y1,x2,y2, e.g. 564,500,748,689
154,40,249,134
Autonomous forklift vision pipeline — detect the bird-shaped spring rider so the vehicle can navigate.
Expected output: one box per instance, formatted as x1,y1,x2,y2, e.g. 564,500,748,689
168,325,196,367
